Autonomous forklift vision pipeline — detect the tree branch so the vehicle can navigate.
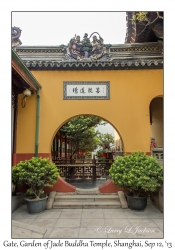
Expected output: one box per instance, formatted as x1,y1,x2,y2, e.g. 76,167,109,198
156,12,163,19
136,12,163,36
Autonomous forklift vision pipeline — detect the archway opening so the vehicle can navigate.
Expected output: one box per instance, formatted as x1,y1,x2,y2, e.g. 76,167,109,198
149,97,163,147
51,115,123,189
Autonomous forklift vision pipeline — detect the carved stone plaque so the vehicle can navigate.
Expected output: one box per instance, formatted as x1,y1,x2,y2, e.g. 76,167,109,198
63,81,110,100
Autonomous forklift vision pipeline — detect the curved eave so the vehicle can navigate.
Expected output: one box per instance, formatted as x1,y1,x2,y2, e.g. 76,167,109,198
22,58,163,70
16,42,163,70
12,49,42,91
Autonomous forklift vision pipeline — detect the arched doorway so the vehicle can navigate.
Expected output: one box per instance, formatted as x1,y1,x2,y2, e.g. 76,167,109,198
150,96,163,147
50,115,123,189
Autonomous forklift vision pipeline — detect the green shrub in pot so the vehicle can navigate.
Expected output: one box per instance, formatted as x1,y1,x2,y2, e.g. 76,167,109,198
12,157,59,200
109,151,163,197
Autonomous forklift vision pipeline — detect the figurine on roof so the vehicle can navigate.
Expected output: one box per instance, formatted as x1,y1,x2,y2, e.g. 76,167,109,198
65,32,108,60
81,33,92,58
90,34,107,59
66,35,82,60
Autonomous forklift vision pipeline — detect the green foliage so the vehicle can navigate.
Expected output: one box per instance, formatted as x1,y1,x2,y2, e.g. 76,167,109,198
130,12,163,26
97,133,114,149
86,151,92,158
96,149,105,157
96,133,114,160
60,116,106,154
97,158,106,163
131,12,148,24
12,157,59,199
109,151,163,197
60,116,114,158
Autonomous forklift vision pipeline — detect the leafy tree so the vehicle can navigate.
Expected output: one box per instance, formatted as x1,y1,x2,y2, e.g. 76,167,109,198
78,127,101,152
97,132,114,149
12,157,59,199
109,151,163,197
60,116,106,155
96,133,114,158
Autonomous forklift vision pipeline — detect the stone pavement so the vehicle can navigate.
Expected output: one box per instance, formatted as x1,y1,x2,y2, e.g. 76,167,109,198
12,201,163,239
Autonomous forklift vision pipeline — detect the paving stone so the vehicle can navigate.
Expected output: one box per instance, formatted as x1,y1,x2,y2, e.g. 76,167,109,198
103,210,127,218
151,218,164,230
12,227,43,238
54,218,81,227
81,218,105,227
81,210,104,218
123,210,151,219
104,218,131,228
59,210,82,218
12,220,47,238
146,213,163,219
12,204,28,213
79,227,108,238
145,204,164,215
12,213,38,220
49,227,79,238
128,218,159,228
31,218,57,228
42,228,53,238
103,212,127,219
12,218,36,224
36,211,61,219
12,194,26,213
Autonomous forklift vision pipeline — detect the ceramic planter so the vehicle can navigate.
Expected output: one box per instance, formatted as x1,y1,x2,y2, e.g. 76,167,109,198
125,193,147,210
25,196,48,214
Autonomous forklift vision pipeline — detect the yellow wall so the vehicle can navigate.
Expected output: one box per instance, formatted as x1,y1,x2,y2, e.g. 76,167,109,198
16,69,163,154
17,93,36,153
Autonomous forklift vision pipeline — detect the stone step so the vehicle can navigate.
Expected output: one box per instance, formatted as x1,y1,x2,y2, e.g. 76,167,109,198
53,192,121,209
53,200,121,209
76,188,100,195
54,194,120,202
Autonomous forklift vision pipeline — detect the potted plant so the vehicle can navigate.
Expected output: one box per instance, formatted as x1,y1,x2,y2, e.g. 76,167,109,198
12,157,59,213
109,151,163,210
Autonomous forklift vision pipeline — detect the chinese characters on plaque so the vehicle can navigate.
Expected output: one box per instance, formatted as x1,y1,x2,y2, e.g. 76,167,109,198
63,82,110,100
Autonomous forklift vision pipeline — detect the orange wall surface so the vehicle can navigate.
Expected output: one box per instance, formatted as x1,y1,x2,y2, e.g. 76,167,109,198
16,69,163,155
